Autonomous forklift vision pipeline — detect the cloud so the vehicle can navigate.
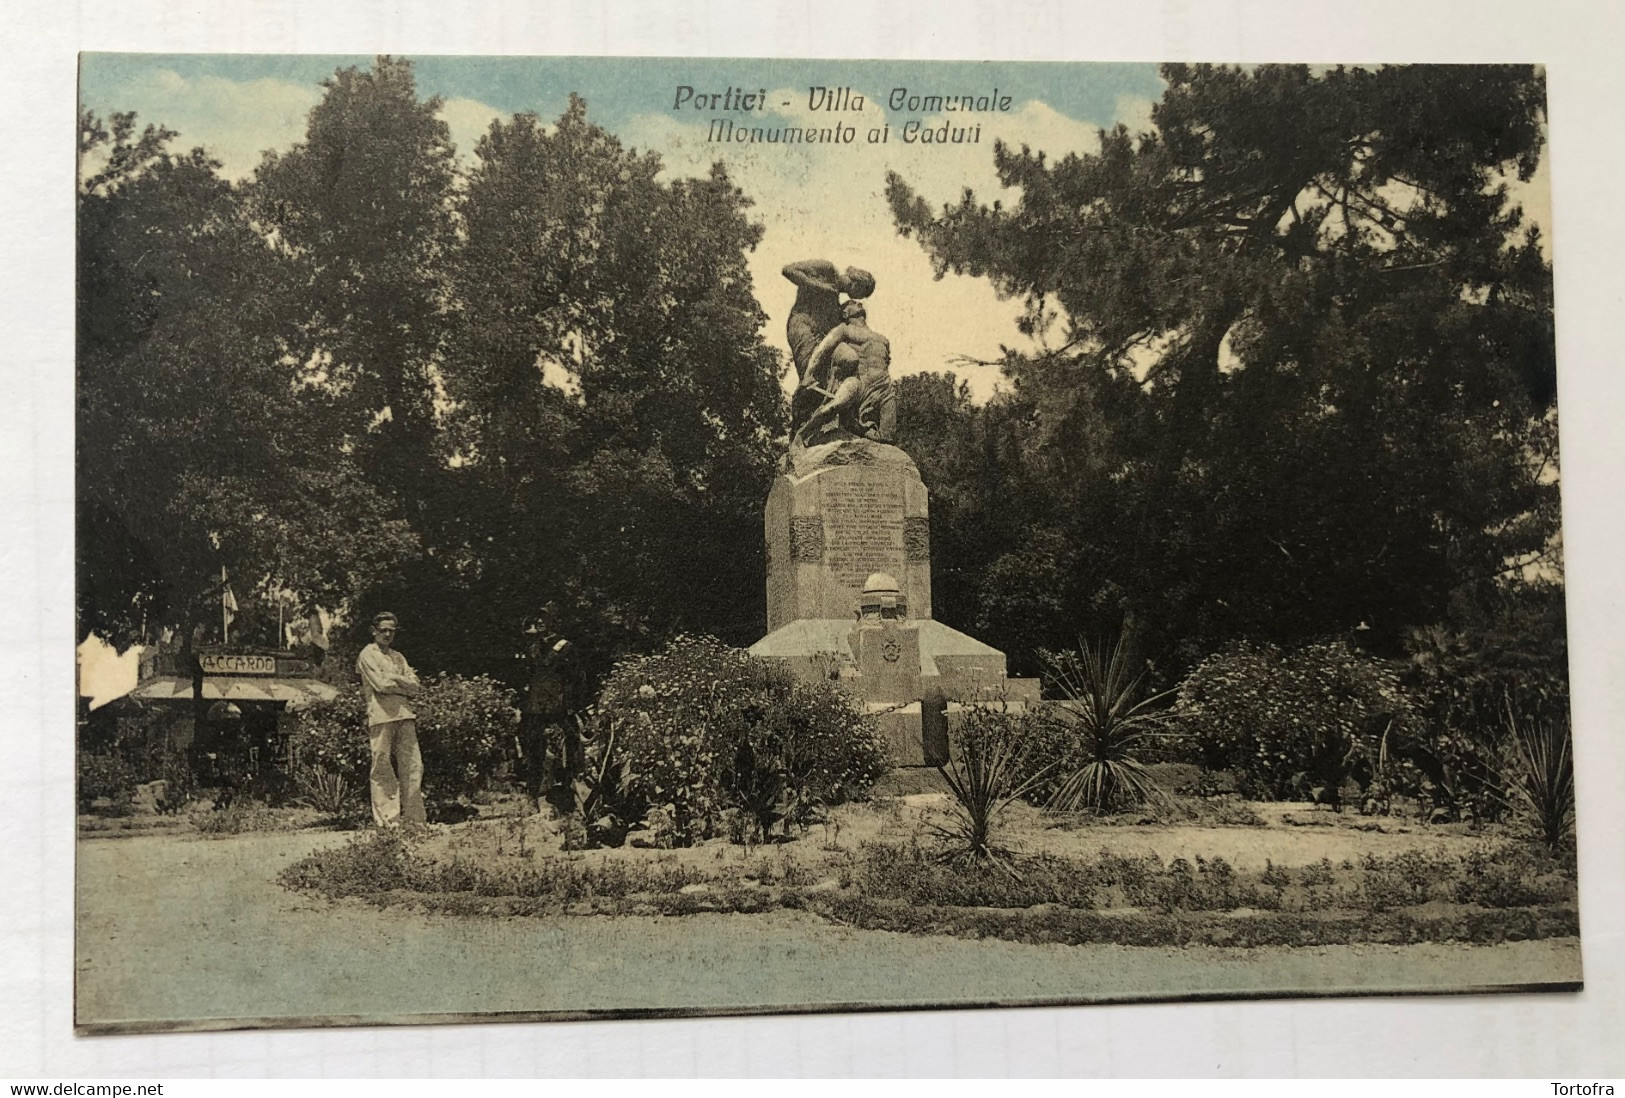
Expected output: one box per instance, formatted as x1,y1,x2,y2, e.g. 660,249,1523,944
1113,93,1157,136
439,96,506,161
622,88,1116,400
96,69,322,179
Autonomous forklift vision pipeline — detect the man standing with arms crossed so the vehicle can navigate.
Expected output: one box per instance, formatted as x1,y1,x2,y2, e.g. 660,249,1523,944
357,611,425,827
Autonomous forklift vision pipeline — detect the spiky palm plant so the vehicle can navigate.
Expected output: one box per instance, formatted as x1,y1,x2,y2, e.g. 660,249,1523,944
294,764,355,818
934,704,1052,872
1040,635,1173,814
1500,703,1575,850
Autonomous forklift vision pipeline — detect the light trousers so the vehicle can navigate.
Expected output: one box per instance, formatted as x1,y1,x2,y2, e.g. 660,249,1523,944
368,718,425,826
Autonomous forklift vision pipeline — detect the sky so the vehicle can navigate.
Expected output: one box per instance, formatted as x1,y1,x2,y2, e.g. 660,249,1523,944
79,54,1166,403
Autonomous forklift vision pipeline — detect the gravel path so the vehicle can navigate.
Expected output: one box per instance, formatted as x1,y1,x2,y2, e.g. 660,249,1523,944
75,829,1582,1033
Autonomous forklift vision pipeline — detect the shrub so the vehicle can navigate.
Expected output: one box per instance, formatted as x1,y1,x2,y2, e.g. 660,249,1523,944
1498,706,1575,850
413,674,521,804
290,673,519,810
1172,640,1424,803
596,635,889,846
77,752,139,811
287,688,372,789
77,716,198,813
1404,589,1570,822
1033,635,1174,813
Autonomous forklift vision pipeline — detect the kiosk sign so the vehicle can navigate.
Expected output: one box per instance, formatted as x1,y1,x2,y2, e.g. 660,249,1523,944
199,653,277,676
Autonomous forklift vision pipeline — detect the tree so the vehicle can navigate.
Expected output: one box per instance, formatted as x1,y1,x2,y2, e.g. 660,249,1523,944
80,68,791,706
893,373,1082,674
77,110,416,647
249,56,458,515
399,97,787,685
888,64,1558,669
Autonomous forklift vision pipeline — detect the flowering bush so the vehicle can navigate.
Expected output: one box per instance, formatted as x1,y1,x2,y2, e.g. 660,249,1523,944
596,635,890,845
1172,640,1424,804
290,673,519,808
287,688,372,790
413,674,521,802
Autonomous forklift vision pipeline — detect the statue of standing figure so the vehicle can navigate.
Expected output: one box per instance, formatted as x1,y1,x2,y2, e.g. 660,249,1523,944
781,259,895,447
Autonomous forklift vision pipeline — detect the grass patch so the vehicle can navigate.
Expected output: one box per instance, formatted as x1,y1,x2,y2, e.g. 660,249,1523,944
1043,794,1265,829
279,822,1578,949
812,894,1580,948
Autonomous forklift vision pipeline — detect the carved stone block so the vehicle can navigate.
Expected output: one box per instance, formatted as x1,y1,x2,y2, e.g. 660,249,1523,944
789,518,825,561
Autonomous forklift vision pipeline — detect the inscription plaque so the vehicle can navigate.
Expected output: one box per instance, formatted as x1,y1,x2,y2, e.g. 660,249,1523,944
822,480,905,591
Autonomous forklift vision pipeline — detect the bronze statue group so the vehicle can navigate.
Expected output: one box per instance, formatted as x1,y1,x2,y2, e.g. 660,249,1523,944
782,259,897,447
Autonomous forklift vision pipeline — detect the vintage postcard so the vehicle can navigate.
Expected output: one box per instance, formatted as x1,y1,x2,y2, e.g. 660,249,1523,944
74,54,1578,1035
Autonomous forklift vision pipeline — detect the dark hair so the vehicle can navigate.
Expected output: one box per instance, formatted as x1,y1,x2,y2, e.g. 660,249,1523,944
372,612,399,629
844,267,875,299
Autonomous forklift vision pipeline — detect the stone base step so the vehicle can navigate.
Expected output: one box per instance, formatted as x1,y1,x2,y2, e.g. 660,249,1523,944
869,766,952,797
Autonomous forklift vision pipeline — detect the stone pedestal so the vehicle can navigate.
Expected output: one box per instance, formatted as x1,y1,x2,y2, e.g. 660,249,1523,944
751,436,1040,767
765,439,930,633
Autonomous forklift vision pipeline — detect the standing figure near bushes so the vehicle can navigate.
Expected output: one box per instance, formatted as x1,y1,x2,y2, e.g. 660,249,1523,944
521,619,574,815
357,611,425,827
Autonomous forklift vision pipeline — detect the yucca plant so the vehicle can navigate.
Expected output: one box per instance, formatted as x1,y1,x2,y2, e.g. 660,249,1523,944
1039,634,1173,814
1499,702,1576,850
934,703,1052,872
294,764,355,818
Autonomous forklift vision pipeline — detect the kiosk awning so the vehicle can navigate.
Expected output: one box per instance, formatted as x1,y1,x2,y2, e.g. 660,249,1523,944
130,675,339,705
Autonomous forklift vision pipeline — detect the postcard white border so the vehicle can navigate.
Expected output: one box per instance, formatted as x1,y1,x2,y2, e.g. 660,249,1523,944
6,0,1623,1078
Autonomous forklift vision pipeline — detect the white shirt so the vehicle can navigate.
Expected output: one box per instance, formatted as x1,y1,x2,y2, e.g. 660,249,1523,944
357,643,419,726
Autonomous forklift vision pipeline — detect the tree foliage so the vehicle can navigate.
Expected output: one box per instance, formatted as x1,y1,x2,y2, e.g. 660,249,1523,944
77,109,416,645
888,64,1559,672
80,62,785,694
249,56,458,509
403,97,786,682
